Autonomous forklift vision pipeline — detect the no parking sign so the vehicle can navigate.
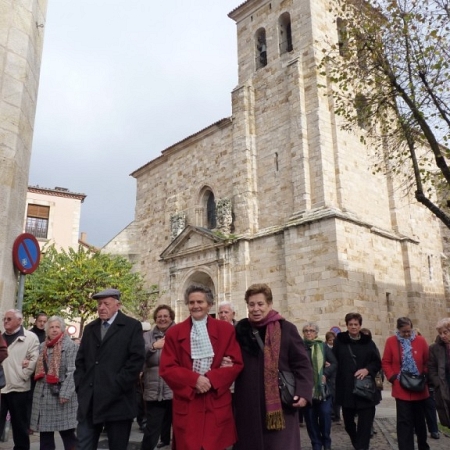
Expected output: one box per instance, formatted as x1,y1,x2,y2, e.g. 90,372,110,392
12,233,40,274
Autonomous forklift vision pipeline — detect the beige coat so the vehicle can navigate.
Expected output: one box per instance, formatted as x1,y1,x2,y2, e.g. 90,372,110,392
3,329,39,393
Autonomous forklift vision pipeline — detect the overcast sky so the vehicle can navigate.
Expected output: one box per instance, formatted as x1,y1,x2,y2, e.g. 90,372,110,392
29,0,239,247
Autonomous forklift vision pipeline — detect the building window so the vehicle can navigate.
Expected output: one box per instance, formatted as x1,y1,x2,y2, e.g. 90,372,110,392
279,12,293,54
255,28,267,69
26,204,49,238
337,18,348,57
355,93,369,129
206,192,216,229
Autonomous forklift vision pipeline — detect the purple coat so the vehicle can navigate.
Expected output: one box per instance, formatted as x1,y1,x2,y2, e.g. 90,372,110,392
234,319,313,450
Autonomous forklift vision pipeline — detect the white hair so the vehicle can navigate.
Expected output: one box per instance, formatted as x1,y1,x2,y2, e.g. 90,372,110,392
218,301,235,312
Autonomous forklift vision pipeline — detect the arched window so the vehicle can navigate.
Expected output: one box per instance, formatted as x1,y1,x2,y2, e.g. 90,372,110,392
337,18,348,57
206,191,216,229
279,12,293,54
255,28,267,69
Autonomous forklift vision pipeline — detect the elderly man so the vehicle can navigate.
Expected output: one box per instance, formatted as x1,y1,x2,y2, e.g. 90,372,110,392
160,284,243,450
0,309,39,450
218,301,236,325
74,288,145,450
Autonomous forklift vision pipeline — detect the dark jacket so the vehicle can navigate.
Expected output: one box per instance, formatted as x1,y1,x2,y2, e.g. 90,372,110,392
333,331,381,409
29,326,46,344
234,318,313,450
304,341,337,399
74,310,145,424
428,336,450,427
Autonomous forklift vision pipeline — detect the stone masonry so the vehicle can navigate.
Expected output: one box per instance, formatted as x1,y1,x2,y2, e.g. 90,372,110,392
0,0,48,311
117,0,448,350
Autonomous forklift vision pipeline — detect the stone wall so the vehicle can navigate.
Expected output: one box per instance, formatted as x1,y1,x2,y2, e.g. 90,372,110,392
0,0,48,310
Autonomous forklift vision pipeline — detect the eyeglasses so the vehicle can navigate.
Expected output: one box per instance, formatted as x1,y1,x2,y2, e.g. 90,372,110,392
3,317,13,322
303,329,316,333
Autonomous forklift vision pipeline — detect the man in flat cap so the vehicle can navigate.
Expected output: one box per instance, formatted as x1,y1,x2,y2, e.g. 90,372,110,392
74,288,145,450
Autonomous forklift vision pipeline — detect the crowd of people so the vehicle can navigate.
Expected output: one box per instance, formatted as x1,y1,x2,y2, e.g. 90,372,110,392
1,284,450,450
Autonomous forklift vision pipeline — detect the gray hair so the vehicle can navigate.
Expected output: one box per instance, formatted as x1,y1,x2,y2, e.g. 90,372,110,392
218,301,235,312
436,318,450,333
184,284,214,306
302,322,319,333
5,309,23,320
45,316,66,335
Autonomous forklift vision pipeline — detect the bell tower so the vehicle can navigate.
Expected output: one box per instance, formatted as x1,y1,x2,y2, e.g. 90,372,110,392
0,0,48,308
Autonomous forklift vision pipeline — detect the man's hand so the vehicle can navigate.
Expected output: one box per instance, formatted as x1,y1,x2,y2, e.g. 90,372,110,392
195,375,211,394
220,356,234,368
22,359,30,369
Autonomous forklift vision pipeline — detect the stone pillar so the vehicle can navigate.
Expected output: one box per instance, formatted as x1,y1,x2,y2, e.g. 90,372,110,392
0,0,48,309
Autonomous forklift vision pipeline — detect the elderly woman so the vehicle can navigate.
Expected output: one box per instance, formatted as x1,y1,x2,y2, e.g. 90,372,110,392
234,283,313,450
428,318,450,429
333,312,381,450
382,317,429,450
30,316,78,450
159,284,243,450
141,305,175,450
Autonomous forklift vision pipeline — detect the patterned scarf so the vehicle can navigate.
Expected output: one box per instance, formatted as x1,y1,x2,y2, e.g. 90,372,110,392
34,332,64,383
191,317,214,375
250,309,285,431
396,330,419,376
304,338,325,400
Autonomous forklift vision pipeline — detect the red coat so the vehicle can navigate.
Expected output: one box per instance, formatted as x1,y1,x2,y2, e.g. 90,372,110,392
159,316,243,450
381,334,429,401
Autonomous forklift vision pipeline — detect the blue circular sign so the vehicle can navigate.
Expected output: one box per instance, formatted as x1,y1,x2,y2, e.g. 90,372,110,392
12,233,41,274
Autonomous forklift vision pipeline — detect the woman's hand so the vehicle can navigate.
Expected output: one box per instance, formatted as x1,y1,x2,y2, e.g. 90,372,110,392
59,397,69,404
152,337,165,350
220,356,234,368
195,375,211,394
354,368,369,379
292,396,308,408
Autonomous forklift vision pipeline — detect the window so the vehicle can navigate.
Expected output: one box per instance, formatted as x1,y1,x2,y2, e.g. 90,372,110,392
26,204,49,238
337,18,348,57
255,28,267,69
206,192,216,229
279,12,293,54
355,94,369,129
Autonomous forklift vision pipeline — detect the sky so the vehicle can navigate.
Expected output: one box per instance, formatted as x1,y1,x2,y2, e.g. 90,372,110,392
29,0,240,247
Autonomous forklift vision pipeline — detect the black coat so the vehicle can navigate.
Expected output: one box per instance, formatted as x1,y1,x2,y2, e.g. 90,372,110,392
333,331,381,409
74,310,145,424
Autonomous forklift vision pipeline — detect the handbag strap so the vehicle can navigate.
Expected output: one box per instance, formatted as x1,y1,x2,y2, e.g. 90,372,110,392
347,344,358,370
252,328,265,353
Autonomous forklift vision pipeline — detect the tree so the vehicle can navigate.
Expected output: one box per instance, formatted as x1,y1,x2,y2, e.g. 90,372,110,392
23,245,157,335
320,0,450,228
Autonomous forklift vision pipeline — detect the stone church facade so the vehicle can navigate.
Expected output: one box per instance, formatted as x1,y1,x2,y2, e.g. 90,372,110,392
110,0,448,346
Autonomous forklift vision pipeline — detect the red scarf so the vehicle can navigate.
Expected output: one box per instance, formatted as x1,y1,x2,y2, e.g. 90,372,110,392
34,332,64,384
250,309,285,430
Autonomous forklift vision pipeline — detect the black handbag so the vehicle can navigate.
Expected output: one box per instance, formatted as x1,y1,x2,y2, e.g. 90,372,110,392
399,371,426,392
252,328,296,408
278,370,296,407
397,341,426,392
347,345,376,401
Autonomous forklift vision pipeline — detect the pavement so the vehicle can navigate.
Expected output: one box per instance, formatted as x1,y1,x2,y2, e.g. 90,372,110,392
0,391,448,449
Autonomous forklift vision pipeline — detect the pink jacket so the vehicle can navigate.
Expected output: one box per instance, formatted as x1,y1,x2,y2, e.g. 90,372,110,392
382,334,429,401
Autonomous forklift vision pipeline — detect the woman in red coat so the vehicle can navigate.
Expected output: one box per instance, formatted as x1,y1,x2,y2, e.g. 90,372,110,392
159,284,243,450
382,317,430,450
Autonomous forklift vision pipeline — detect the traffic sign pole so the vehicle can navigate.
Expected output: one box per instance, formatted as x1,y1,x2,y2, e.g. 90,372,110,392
16,273,26,312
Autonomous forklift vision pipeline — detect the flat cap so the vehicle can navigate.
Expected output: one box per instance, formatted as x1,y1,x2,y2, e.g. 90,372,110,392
92,288,121,300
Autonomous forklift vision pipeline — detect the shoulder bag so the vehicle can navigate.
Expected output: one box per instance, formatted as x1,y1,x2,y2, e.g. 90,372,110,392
347,345,376,401
252,328,296,407
397,341,426,392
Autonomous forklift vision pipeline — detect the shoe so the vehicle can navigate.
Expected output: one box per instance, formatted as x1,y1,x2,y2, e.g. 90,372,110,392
430,432,440,439
156,443,169,448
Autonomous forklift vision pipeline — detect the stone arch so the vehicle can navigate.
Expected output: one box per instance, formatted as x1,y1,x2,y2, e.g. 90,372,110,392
278,12,293,54
178,268,217,319
255,28,267,69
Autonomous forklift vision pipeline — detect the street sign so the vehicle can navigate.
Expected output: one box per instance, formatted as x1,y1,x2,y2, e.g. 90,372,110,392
12,233,41,274
330,326,341,334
